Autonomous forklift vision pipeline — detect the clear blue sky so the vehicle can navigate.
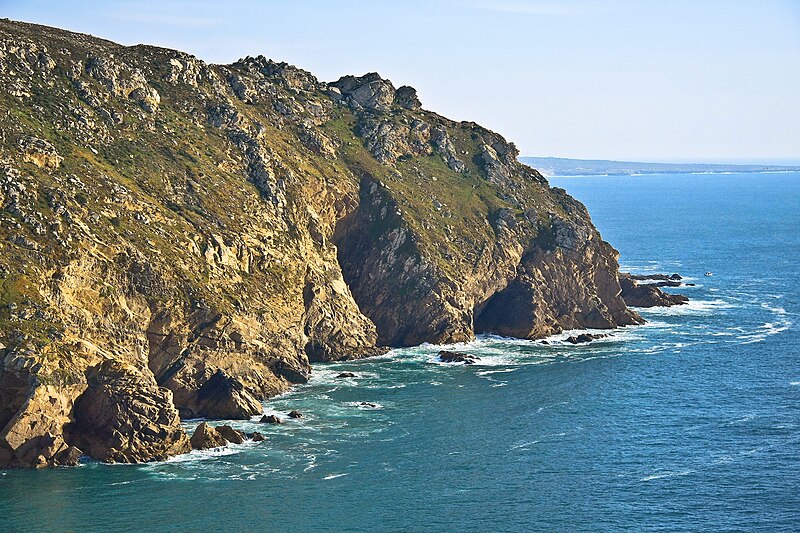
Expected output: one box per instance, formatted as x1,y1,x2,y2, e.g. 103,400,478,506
3,0,799,163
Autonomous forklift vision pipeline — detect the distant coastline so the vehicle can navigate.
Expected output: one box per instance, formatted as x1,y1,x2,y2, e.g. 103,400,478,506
520,156,800,177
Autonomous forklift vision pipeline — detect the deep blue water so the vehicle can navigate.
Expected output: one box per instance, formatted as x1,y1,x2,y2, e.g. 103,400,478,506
1,172,798,532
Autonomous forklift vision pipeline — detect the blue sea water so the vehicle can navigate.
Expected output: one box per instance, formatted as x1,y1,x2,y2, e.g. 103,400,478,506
1,172,798,532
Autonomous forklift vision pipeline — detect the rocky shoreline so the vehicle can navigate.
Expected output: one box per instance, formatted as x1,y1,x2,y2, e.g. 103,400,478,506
0,20,685,468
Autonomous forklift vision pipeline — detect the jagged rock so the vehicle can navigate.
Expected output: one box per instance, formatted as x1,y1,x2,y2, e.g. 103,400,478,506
437,351,479,364
260,414,282,424
190,422,227,450
68,360,191,463
191,370,263,420
216,425,245,444
565,333,608,344
630,273,682,281
302,268,386,362
331,73,395,112
394,86,421,110
250,431,265,442
431,126,466,173
288,410,303,419
619,274,689,307
128,86,160,113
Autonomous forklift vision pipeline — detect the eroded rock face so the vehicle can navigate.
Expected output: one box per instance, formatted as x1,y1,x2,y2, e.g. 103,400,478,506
67,360,191,463
187,369,263,420
0,379,85,468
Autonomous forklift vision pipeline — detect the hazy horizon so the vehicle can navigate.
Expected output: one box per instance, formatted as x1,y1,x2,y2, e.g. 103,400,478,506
2,0,799,164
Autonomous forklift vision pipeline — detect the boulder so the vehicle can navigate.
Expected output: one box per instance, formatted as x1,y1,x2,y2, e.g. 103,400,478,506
394,85,421,110
260,414,282,424
190,422,227,450
288,410,303,419
216,425,245,444
336,372,356,378
250,431,266,442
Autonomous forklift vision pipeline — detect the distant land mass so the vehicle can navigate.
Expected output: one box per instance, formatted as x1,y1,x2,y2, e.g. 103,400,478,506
520,157,800,177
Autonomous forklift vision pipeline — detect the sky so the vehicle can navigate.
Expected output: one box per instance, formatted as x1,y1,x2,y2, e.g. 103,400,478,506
2,0,799,163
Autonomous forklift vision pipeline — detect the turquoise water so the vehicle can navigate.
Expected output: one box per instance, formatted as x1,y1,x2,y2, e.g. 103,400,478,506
1,172,798,532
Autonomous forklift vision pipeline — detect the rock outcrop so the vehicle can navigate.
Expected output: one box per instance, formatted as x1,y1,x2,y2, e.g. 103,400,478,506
190,422,227,450
216,424,245,444
437,351,480,364
619,274,689,307
67,360,191,463
0,19,655,468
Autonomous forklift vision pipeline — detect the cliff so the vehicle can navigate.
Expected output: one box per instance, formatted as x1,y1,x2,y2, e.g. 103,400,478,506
0,19,646,468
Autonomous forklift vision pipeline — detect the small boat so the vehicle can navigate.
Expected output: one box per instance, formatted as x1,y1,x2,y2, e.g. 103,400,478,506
705,272,713,277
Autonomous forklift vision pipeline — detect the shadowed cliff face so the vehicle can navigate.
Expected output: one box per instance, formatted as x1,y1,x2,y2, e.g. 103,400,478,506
0,19,640,467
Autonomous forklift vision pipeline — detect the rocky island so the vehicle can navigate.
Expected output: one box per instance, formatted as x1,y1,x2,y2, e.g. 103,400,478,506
0,20,684,468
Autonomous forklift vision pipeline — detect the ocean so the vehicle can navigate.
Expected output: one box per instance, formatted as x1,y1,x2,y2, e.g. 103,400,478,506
1,171,798,532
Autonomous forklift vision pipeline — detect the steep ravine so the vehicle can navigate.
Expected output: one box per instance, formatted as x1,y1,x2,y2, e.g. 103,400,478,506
0,20,676,468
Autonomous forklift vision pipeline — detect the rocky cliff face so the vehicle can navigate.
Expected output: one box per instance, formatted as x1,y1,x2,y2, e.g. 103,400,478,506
0,20,644,468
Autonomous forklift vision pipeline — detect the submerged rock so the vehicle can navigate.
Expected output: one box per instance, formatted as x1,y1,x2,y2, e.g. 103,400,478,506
565,333,608,344
336,372,357,378
437,351,480,364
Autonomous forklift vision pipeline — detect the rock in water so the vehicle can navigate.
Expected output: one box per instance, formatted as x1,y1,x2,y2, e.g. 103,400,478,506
619,274,689,307
68,360,191,462
288,410,304,419
190,422,227,450
216,425,246,444
336,372,357,378
565,333,608,344
437,351,480,364
250,431,266,442
260,414,282,424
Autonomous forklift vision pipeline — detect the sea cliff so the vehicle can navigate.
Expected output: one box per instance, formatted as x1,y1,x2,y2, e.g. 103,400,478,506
0,19,672,468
